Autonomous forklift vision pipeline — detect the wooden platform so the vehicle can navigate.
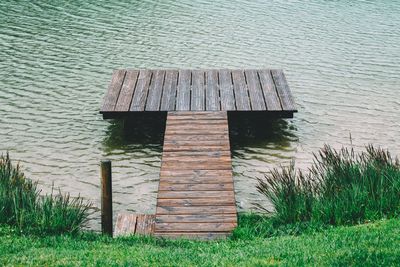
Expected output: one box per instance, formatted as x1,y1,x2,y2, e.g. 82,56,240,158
100,69,297,118
154,111,237,239
101,68,297,239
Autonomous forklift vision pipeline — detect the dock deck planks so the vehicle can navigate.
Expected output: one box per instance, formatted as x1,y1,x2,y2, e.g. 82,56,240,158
100,69,297,116
154,111,237,239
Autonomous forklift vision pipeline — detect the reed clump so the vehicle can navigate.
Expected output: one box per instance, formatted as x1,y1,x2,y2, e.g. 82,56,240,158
0,153,90,234
257,145,400,227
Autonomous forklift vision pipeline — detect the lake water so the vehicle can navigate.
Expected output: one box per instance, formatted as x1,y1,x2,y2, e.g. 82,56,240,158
1,0,399,230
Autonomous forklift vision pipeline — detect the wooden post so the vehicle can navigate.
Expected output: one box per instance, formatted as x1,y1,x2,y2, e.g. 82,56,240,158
101,160,113,236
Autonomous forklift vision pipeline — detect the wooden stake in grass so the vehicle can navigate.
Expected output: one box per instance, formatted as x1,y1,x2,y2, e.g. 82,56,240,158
101,160,113,237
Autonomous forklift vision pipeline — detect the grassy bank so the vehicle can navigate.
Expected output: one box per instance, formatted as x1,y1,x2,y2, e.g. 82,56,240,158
1,219,399,266
1,146,400,266
0,153,90,234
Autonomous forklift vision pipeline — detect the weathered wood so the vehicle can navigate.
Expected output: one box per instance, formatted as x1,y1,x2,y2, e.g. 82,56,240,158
191,70,205,111
101,160,113,236
114,70,138,111
166,119,226,126
156,222,237,232
163,135,230,142
156,214,237,223
219,69,236,110
164,130,229,136
231,70,251,110
160,70,178,111
245,69,266,110
159,169,232,178
130,70,152,111
158,187,234,198
258,69,282,111
154,111,237,239
101,70,126,112
162,155,231,162
145,70,165,111
114,213,137,237
114,213,156,237
165,124,228,131
157,190,235,199
167,111,226,118
136,214,156,235
154,232,229,240
205,70,220,111
99,67,298,239
176,70,191,111
271,69,297,111
101,69,296,115
160,176,234,184
156,205,236,214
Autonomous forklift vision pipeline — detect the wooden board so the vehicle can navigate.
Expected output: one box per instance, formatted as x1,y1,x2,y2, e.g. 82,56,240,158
176,70,191,111
130,70,152,111
114,213,156,237
154,111,237,239
100,69,297,115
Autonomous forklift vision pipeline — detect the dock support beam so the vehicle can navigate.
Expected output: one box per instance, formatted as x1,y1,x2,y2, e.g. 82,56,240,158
101,160,113,236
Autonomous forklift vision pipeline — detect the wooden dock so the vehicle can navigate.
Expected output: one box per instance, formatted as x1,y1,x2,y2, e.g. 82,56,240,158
101,68,297,239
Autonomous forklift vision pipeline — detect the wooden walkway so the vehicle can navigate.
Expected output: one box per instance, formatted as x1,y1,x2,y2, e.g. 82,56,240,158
100,69,297,117
154,111,237,239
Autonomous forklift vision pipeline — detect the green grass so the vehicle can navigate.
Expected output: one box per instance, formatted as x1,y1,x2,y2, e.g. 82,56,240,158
257,145,400,227
2,146,400,266
0,153,91,234
0,218,399,266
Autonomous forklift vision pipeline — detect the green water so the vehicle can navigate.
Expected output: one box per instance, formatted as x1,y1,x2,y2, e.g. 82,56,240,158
1,0,399,229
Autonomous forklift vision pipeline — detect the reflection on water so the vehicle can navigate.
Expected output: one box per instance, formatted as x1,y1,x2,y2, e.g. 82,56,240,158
103,113,166,151
1,0,399,230
229,114,298,210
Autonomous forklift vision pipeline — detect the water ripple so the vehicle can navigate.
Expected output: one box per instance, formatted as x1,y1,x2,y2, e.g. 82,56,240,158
1,0,400,230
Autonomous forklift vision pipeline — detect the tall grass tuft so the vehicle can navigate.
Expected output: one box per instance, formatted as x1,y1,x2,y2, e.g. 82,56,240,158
0,153,91,234
257,145,400,227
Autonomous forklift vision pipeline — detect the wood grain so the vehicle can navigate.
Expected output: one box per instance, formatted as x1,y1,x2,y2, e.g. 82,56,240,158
130,70,152,111
101,69,296,114
154,111,237,239
101,69,126,112
114,70,138,111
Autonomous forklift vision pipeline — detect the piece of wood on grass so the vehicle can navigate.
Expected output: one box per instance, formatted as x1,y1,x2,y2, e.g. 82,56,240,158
114,213,137,237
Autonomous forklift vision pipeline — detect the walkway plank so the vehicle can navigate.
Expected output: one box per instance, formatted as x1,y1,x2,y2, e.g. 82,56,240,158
114,70,139,112
130,70,152,111
219,69,236,110
176,70,191,111
145,70,165,111
245,69,266,110
191,70,205,111
154,111,237,239
101,69,126,112
205,70,220,111
160,70,178,111
271,69,297,111
231,70,251,110
258,69,282,111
